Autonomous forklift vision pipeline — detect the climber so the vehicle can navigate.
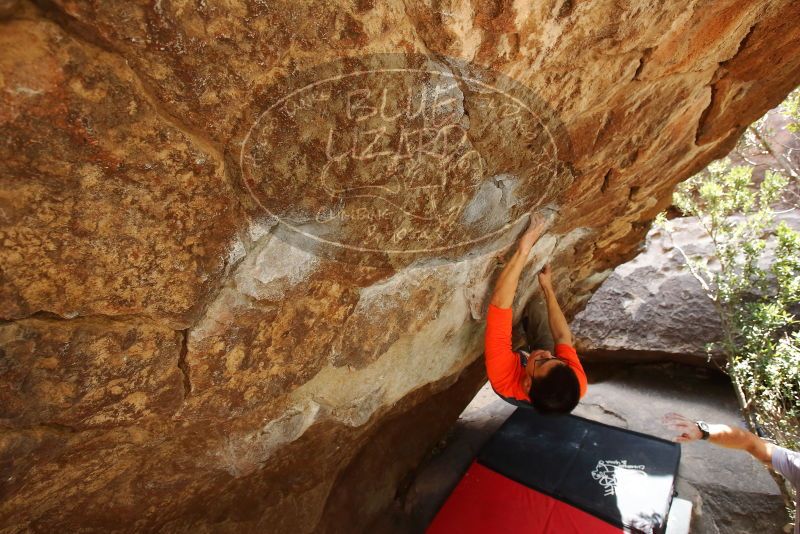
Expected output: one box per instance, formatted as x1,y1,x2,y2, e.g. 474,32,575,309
662,412,800,532
484,212,587,413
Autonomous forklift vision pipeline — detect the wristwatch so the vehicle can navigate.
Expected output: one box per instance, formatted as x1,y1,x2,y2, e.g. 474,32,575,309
695,420,710,440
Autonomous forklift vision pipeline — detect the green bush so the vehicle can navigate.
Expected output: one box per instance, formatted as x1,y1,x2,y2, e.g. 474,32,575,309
782,88,800,134
658,160,800,450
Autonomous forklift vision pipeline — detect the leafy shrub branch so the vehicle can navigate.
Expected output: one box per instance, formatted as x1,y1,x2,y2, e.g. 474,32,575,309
658,161,799,451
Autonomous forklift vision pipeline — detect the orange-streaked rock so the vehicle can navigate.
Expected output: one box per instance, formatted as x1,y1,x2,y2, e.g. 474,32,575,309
0,19,245,327
2,1,800,531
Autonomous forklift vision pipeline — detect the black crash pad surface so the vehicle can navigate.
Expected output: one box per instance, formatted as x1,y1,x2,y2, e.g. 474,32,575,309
477,409,681,533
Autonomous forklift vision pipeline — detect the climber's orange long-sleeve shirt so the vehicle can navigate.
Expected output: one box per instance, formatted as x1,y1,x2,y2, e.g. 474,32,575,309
484,303,587,402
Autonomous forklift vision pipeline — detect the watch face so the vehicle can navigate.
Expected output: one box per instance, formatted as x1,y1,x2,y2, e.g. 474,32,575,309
697,421,710,438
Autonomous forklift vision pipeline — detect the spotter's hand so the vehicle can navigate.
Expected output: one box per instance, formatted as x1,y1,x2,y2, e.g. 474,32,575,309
661,412,703,443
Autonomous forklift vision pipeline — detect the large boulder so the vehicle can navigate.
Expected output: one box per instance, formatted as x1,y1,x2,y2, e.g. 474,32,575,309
572,216,724,365
2,0,800,531
572,212,800,366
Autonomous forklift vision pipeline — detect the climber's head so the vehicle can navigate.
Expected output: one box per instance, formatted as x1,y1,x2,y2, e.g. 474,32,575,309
521,350,580,414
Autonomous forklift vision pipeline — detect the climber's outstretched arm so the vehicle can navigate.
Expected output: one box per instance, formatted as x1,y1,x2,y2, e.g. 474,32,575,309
537,265,573,346
485,214,547,398
662,413,774,464
490,214,546,309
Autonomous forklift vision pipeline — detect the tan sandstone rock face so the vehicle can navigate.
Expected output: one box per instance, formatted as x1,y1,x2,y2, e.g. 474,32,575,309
1,0,799,531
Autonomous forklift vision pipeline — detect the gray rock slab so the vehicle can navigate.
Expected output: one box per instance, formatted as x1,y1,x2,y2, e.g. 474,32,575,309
572,213,800,366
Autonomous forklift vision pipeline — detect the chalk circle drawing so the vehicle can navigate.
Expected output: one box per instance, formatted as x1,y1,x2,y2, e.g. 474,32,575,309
239,53,573,265
591,459,648,497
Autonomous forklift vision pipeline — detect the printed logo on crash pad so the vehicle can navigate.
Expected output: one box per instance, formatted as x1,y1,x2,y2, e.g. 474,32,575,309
591,459,647,497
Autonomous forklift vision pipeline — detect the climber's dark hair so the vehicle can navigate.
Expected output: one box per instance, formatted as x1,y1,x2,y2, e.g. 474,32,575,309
528,363,580,415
